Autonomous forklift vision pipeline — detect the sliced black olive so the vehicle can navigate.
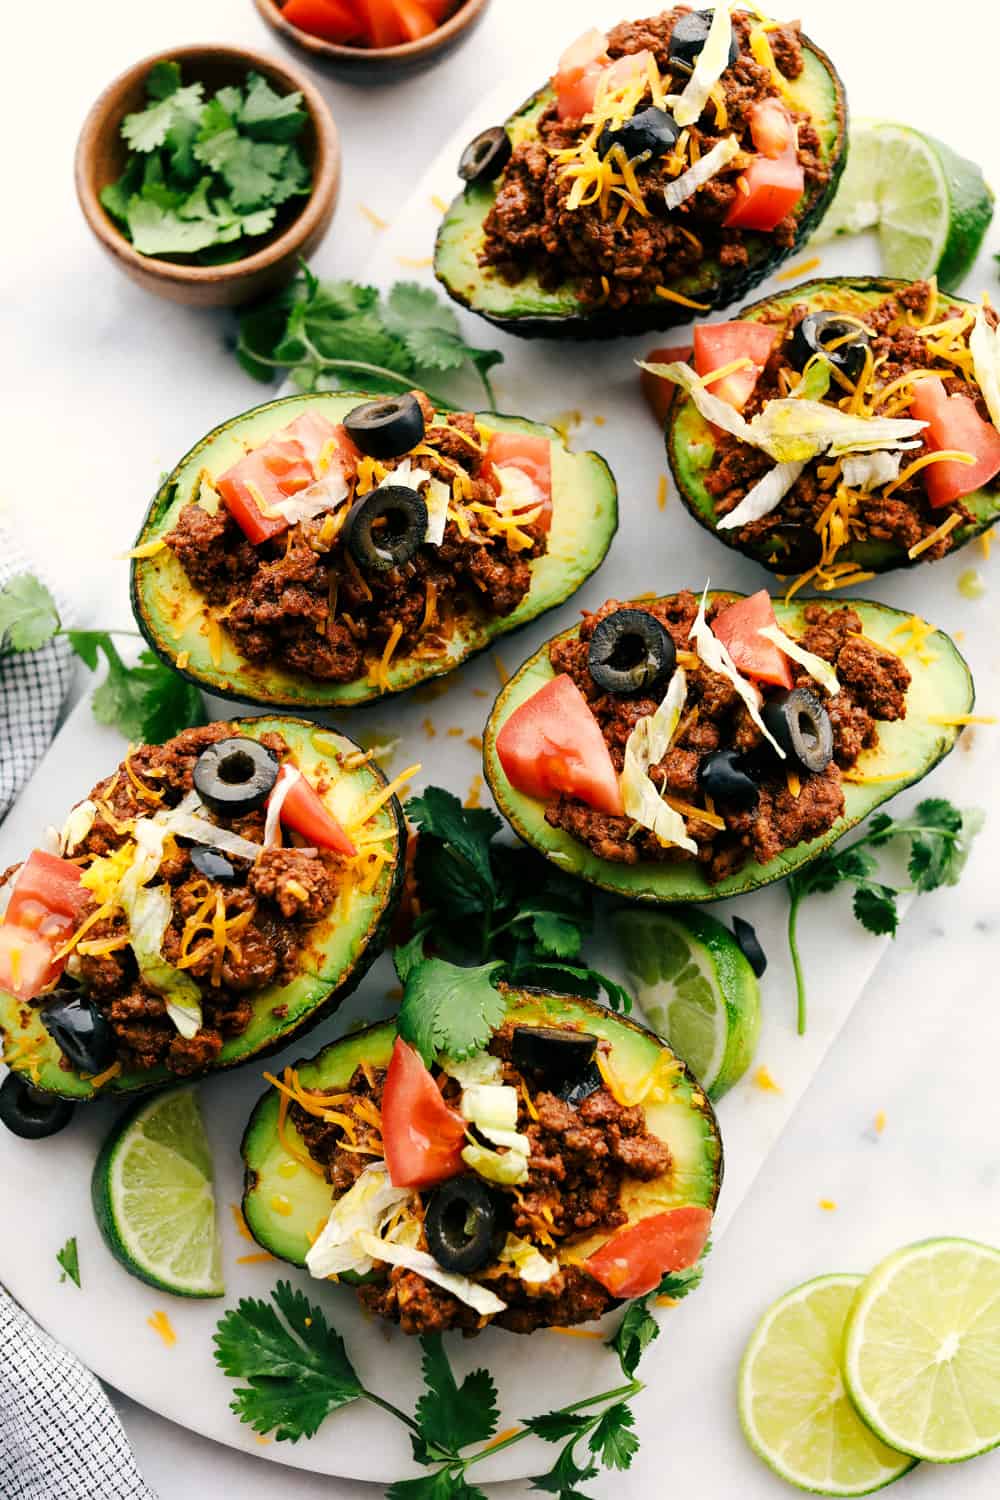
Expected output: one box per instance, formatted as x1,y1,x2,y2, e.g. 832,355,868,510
458,125,512,184
732,915,767,978
424,1176,501,1274
0,1074,75,1140
343,394,425,461
787,311,871,385
193,737,279,817
40,990,117,1076
698,749,759,811
588,609,677,698
511,1025,598,1087
190,846,244,884
758,523,824,573
598,106,678,161
557,1061,603,1108
669,10,739,74
345,485,428,573
761,687,834,774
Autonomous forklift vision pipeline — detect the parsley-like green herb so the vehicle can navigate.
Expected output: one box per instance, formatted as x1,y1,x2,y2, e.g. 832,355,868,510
787,797,984,1033
235,267,503,410
101,62,311,263
57,1237,81,1288
0,574,204,743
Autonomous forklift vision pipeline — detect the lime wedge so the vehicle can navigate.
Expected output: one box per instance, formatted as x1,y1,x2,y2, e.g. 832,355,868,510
739,1274,916,1495
612,906,760,1099
813,121,994,289
92,1087,224,1298
844,1238,1000,1463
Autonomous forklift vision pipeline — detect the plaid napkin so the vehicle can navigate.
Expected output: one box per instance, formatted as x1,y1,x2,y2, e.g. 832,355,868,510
0,539,155,1498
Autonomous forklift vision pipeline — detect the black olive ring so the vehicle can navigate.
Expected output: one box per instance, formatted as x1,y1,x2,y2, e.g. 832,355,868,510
345,485,428,573
193,737,279,818
344,394,426,462
588,609,677,698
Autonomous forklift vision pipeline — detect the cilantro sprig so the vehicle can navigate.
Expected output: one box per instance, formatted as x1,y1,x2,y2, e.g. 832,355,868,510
101,62,311,263
787,797,984,1033
395,787,631,1065
57,1236,81,1288
0,573,204,743
235,268,503,410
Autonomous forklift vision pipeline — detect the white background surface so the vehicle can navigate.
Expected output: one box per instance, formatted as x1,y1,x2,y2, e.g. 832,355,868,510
3,0,1000,1495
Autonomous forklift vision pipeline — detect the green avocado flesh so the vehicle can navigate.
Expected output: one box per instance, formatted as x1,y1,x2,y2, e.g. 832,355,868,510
130,393,618,710
241,990,722,1280
483,593,974,903
434,37,846,339
669,276,1000,572
0,718,403,1101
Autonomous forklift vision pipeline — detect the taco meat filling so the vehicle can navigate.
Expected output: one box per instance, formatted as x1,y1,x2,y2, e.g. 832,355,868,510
290,1020,674,1334
481,9,833,310
164,392,550,686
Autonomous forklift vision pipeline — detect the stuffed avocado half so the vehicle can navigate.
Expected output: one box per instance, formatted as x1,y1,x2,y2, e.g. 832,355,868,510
131,391,617,711
0,718,405,1110
242,988,722,1334
435,8,847,339
482,590,974,902
665,277,1000,580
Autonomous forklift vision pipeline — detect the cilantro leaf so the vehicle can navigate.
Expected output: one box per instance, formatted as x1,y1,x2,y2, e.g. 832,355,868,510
415,1336,499,1456
67,634,204,742
658,1243,710,1301
125,198,222,256
524,1412,594,1444
0,573,61,652
388,1474,488,1500
608,1299,659,1380
398,957,505,1066
146,61,183,100
852,883,899,937
407,788,500,895
907,797,980,889
530,912,583,961
588,1404,638,1471
122,79,204,153
57,1237,81,1288
238,72,308,142
213,1281,363,1442
531,1435,599,1495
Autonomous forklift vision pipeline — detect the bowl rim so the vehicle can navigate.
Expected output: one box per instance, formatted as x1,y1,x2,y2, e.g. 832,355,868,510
252,0,490,63
74,41,341,286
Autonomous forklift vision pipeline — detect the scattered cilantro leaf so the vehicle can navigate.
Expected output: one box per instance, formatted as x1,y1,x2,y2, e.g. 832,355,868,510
530,1435,599,1495
388,1474,488,1500
525,1412,594,1443
122,79,204,154
529,911,584,961
408,787,500,897
415,1337,499,1456
57,1237,81,1288
608,1299,659,1380
0,574,60,652
398,957,506,1066
852,883,899,937
238,72,308,142
588,1404,638,1471
125,198,222,257
657,1242,710,1301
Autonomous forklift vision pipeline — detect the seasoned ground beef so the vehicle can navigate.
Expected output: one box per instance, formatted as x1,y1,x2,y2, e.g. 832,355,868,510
543,594,911,881
165,395,545,686
40,724,343,1075
705,284,990,562
481,10,832,309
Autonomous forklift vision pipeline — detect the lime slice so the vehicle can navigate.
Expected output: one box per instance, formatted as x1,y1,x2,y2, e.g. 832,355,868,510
612,906,760,1099
739,1274,916,1495
844,1238,1000,1463
813,120,994,289
92,1087,224,1298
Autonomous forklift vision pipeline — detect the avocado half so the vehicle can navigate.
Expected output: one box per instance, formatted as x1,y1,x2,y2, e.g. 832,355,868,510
241,988,722,1288
434,39,847,340
130,392,618,711
482,592,974,902
668,276,1000,572
0,717,404,1101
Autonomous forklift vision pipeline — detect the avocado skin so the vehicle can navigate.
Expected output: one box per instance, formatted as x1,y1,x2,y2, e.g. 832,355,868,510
129,392,618,711
433,37,848,340
240,987,723,1276
0,716,405,1102
667,276,1000,572
482,593,975,903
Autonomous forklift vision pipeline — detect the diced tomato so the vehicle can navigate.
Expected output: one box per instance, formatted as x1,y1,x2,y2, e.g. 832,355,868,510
496,674,624,816
640,345,692,426
724,144,804,232
0,927,65,1002
382,1038,467,1188
555,28,610,121
282,0,363,43
391,0,438,40
271,766,358,858
602,49,655,94
353,0,405,46
216,412,347,545
586,1205,713,1298
712,590,794,690
419,0,456,18
693,321,778,412
749,97,795,159
483,430,553,532
0,852,89,1001
909,376,1000,508
282,411,349,468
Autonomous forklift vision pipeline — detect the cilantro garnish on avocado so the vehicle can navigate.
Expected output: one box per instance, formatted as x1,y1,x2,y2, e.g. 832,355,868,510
100,61,312,262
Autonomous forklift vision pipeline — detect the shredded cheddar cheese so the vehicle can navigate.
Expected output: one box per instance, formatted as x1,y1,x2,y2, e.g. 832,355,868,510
926,713,996,726
596,1048,680,1108
776,256,821,283
906,511,962,560
654,285,711,312
147,1311,177,1347
657,475,668,511
753,1065,782,1094
348,763,420,832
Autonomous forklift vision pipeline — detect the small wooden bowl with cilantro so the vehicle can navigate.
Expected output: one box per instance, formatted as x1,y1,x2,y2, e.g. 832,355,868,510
75,45,340,308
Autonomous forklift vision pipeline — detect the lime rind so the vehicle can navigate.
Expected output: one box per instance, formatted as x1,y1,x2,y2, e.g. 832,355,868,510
739,1274,917,1496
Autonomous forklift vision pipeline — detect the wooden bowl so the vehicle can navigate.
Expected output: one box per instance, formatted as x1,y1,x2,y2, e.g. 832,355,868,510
252,0,491,83
75,44,341,309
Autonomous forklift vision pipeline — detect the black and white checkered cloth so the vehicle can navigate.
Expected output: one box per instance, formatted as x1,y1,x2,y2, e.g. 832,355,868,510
0,536,156,1499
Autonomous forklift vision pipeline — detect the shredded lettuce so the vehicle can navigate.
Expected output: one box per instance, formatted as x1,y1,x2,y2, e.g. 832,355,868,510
840,451,903,491
263,766,299,849
689,584,785,758
60,800,97,856
664,134,740,210
461,1083,519,1133
441,1051,503,1087
160,811,262,863
758,623,840,696
306,1164,412,1280
461,1140,529,1186
789,359,832,401
673,2,733,127
637,359,755,444
620,668,697,853
356,1231,507,1315
717,460,806,531
269,469,349,527
423,477,451,546
747,400,926,462
496,1233,558,1286
127,884,203,1039
494,464,543,514
970,306,1000,432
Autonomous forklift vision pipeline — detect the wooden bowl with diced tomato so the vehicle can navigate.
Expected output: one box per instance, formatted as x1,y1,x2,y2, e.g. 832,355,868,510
252,0,491,81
